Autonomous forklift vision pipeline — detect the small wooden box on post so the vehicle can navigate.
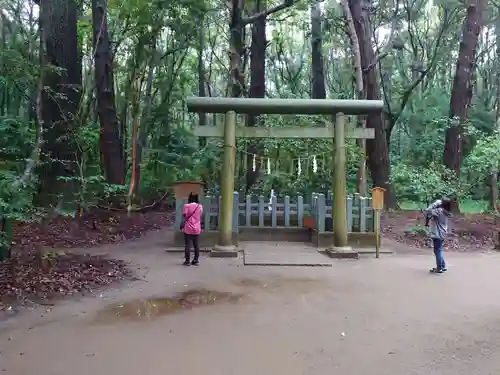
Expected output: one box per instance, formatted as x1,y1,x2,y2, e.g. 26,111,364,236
186,97,383,258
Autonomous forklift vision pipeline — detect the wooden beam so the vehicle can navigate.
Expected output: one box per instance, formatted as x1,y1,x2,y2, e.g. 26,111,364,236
191,125,374,139
186,97,384,115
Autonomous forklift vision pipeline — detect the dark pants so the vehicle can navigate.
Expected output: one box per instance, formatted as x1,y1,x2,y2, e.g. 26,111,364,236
184,234,200,262
432,238,445,269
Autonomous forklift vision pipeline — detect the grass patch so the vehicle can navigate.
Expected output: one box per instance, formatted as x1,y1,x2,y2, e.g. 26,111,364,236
399,200,489,214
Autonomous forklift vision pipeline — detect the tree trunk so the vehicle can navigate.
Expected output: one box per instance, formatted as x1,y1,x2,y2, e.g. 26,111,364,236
229,0,245,99
198,21,207,147
341,0,366,196
310,0,326,100
348,0,396,208
491,9,500,211
36,0,82,205
443,0,484,211
92,0,125,185
134,39,157,194
246,0,267,190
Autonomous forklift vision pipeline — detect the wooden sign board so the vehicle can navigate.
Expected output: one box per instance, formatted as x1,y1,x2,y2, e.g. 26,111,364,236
370,187,385,210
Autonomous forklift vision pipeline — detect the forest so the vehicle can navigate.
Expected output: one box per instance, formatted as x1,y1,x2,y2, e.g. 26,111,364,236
0,0,499,301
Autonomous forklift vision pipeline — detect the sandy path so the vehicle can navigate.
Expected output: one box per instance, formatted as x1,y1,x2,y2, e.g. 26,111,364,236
1,239,500,375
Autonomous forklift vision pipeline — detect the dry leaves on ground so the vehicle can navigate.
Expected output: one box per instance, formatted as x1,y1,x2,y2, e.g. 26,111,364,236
1,209,174,311
382,211,498,251
0,251,131,310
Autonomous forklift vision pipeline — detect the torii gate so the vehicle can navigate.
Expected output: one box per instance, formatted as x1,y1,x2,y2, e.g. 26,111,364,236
186,97,383,258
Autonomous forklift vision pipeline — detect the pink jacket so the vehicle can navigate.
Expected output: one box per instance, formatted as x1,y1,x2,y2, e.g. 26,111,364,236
182,203,203,235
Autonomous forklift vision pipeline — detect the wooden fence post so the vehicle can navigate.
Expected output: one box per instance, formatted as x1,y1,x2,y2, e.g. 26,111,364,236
317,193,325,232
258,195,265,227
284,196,290,227
360,197,367,232
203,196,211,231
175,199,186,232
346,196,353,232
297,195,304,227
271,195,277,227
245,195,251,227
232,192,239,232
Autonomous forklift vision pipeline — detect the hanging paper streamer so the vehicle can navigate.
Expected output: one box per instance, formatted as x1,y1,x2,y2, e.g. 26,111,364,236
238,149,330,178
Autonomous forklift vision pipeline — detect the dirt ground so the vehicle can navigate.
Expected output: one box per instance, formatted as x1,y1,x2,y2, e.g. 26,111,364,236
1,231,500,375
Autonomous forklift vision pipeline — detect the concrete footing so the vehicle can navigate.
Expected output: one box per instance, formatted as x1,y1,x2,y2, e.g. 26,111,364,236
325,246,359,259
211,244,239,258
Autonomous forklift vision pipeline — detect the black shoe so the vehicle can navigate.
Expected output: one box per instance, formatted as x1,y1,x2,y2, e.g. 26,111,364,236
191,260,199,266
440,268,447,272
429,268,443,274
183,260,190,266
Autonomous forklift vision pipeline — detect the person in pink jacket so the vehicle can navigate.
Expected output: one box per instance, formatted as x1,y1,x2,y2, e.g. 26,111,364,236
182,193,203,266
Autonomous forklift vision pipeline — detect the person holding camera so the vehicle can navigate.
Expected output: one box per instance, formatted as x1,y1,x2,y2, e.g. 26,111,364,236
424,198,452,274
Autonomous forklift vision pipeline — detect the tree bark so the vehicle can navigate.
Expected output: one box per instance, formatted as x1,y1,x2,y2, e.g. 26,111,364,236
246,0,267,190
341,0,366,196
198,20,207,147
92,0,125,185
36,0,82,205
443,0,484,211
491,7,500,211
310,0,326,100
348,0,396,208
229,0,246,99
133,38,157,194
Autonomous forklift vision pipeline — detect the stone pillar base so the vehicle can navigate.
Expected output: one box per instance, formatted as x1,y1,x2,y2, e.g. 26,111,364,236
325,246,359,259
211,244,239,258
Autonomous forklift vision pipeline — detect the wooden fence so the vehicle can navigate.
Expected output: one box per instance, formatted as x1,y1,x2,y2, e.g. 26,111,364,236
175,192,376,233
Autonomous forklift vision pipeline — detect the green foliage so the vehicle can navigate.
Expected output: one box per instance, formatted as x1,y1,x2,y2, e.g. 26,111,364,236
391,161,470,205
464,133,500,179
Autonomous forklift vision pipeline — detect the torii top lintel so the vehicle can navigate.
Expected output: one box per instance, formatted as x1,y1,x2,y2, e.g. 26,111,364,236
186,97,384,115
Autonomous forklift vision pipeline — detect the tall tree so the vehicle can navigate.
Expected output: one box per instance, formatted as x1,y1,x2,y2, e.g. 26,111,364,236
341,0,365,195
443,0,485,209
348,0,396,207
198,19,207,147
92,0,125,185
226,0,294,190
490,5,500,210
310,0,326,100
246,0,267,189
35,0,82,204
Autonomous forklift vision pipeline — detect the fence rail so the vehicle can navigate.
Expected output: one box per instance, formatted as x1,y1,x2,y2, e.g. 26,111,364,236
175,192,376,233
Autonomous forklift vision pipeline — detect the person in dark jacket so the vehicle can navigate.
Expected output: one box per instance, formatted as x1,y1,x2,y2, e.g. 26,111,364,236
424,198,452,274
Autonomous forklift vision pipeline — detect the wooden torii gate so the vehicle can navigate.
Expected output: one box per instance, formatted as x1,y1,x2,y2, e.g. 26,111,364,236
186,97,383,258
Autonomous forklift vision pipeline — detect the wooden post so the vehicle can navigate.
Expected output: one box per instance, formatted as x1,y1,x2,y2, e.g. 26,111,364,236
374,209,381,258
297,195,304,227
371,187,385,259
327,112,356,258
284,195,290,227
245,195,251,227
212,111,238,257
258,195,265,227
271,195,277,227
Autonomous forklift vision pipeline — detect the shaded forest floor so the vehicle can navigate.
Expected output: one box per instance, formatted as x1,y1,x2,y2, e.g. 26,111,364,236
0,208,497,311
1,210,174,311
382,210,498,251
